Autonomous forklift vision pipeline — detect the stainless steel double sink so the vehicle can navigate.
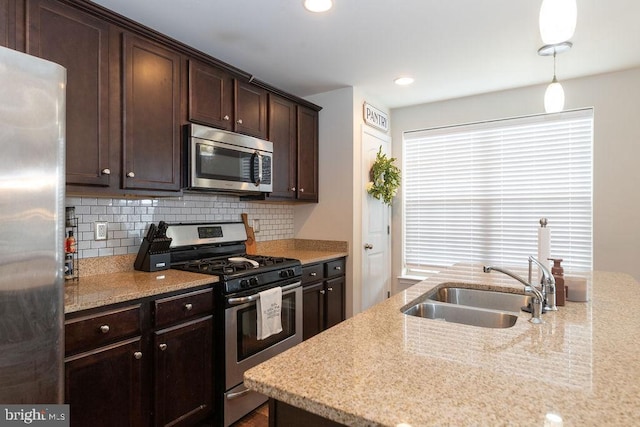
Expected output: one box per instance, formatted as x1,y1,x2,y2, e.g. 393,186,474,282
402,284,531,328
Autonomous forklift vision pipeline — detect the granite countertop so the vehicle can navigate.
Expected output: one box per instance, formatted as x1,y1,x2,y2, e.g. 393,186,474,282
64,239,348,314
244,264,640,426
64,268,215,314
255,239,348,265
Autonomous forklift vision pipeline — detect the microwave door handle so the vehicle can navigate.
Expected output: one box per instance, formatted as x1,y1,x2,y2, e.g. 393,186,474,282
253,151,263,187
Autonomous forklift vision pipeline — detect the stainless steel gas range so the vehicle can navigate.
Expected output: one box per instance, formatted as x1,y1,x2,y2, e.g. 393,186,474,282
166,222,302,426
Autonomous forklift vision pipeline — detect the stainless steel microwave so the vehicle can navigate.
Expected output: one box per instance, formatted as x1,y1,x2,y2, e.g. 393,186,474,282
185,123,273,194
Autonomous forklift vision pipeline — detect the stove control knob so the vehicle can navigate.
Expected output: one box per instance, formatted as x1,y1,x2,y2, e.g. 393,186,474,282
240,279,249,289
249,277,259,287
288,269,295,277
279,270,289,278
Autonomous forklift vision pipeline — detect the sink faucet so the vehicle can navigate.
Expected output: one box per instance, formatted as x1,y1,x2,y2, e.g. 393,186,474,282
528,256,557,312
482,265,545,324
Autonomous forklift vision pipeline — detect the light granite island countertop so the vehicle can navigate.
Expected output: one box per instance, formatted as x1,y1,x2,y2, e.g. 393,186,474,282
244,264,640,426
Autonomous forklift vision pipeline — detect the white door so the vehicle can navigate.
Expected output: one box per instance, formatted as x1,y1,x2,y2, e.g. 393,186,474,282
361,126,391,311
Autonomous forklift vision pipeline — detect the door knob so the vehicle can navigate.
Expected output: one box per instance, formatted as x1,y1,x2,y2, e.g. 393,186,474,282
364,243,373,250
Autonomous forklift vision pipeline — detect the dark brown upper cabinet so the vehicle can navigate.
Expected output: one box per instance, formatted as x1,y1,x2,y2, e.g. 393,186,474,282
268,94,297,199
188,59,233,130
296,105,319,202
234,79,268,139
26,0,112,187
121,33,182,192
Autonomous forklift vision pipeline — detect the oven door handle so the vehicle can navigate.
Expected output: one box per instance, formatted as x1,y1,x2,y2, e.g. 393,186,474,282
227,281,301,306
226,386,252,400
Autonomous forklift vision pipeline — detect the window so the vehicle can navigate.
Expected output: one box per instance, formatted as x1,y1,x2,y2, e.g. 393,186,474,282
403,109,593,275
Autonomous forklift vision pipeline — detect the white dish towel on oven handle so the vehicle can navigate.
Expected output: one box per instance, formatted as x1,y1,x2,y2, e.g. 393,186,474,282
256,286,283,340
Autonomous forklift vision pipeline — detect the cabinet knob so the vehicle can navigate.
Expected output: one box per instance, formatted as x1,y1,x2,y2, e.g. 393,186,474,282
309,272,317,277
300,188,305,193
101,168,111,175
126,172,135,178
328,287,334,292
99,325,110,334
289,187,296,192
133,352,143,360
236,119,243,125
223,115,230,121
159,343,167,351
184,303,193,311
320,290,325,295
334,266,342,271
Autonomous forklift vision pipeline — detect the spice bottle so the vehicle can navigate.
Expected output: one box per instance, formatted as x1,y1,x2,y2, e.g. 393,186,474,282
549,258,565,306
65,230,77,254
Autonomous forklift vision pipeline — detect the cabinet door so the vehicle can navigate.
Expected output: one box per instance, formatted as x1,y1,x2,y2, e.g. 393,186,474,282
122,33,181,191
154,316,213,427
297,106,319,202
188,59,233,130
325,276,345,330
234,80,267,139
27,0,111,187
302,282,324,341
0,0,18,49
268,94,297,199
65,338,144,427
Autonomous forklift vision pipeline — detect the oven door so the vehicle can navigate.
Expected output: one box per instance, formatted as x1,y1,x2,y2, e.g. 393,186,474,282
223,281,302,426
190,137,272,193
224,281,302,389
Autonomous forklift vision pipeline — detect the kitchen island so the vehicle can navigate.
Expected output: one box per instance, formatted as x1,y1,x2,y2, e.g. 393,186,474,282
244,264,640,426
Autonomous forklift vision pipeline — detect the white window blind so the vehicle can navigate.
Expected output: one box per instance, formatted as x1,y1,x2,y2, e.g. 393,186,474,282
403,109,593,273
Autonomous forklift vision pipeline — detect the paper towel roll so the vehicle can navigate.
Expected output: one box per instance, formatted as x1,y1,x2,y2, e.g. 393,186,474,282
538,226,550,269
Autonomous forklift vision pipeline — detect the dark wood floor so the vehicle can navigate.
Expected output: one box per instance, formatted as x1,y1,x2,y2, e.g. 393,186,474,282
230,403,268,427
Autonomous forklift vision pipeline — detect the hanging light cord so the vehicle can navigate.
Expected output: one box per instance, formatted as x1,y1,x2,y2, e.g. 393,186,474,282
552,50,558,83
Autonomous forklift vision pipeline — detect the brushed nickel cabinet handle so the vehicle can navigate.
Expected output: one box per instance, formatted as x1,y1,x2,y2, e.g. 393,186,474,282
100,325,110,334
334,266,341,271
309,272,317,277
134,352,142,360
159,343,167,351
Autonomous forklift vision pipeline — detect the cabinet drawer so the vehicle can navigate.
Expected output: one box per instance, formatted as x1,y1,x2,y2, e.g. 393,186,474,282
65,305,141,355
301,263,324,285
154,288,213,328
325,259,345,278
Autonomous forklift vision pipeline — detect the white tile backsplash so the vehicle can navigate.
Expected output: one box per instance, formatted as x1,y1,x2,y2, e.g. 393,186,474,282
65,193,294,259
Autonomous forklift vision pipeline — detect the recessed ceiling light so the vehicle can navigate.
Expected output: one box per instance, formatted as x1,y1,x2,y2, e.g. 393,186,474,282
394,77,414,86
304,0,333,13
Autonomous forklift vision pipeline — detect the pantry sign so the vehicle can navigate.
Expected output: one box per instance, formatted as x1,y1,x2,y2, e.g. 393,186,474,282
363,102,389,133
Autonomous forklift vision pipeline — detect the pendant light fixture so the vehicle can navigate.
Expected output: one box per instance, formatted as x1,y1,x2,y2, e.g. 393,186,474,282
537,0,576,113
543,51,565,113
539,0,577,45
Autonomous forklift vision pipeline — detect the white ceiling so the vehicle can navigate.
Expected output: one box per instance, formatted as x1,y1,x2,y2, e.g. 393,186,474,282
93,0,640,109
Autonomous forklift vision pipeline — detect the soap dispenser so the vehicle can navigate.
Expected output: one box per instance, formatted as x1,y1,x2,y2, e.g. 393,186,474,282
549,258,566,306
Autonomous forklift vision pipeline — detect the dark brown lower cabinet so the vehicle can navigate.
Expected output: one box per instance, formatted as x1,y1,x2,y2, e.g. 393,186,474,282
64,286,215,427
269,399,345,427
154,316,213,427
301,258,346,341
65,338,144,427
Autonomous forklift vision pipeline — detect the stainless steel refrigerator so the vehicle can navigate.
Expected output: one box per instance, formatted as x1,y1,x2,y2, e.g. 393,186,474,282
0,46,66,403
